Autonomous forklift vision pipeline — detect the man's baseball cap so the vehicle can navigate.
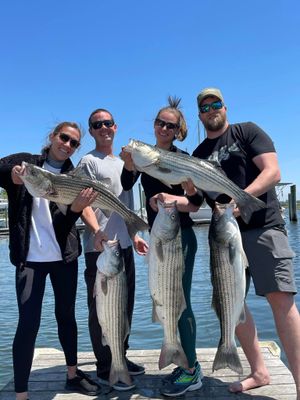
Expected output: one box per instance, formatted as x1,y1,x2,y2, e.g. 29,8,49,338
197,88,224,107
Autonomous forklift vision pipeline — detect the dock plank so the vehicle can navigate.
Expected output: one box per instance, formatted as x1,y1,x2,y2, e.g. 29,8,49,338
0,342,296,399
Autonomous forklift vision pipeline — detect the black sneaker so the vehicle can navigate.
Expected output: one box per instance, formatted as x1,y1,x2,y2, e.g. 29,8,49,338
125,357,145,376
65,368,102,396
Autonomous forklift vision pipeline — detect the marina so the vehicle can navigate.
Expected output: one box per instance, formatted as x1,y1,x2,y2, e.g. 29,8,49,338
0,343,297,399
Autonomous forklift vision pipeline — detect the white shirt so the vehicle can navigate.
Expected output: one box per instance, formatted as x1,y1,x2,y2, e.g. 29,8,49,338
26,162,62,262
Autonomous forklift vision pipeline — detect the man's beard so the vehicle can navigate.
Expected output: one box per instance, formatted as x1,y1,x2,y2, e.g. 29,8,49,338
203,113,226,132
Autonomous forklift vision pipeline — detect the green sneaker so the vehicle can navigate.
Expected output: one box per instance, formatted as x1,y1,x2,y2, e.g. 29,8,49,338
160,361,203,397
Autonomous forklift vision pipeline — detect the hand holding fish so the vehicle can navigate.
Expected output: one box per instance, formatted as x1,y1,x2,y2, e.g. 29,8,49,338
120,147,135,171
133,235,149,256
70,188,98,213
12,165,25,185
94,229,108,252
150,192,199,213
181,178,197,196
228,200,241,219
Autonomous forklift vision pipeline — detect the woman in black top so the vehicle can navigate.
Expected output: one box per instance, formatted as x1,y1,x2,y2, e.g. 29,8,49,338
120,98,204,397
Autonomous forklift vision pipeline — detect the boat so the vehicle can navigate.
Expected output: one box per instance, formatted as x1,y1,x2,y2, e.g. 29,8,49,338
190,203,212,224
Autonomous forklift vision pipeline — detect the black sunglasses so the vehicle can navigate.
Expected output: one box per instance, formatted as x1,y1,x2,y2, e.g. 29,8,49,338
154,118,179,130
58,132,80,149
199,100,223,114
90,120,115,130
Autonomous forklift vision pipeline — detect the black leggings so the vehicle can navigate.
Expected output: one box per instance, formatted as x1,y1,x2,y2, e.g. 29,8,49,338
13,260,78,393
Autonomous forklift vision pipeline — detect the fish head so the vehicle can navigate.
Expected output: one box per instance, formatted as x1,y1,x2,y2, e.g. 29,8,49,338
123,139,160,171
18,162,55,198
211,202,238,243
96,239,124,278
154,200,180,241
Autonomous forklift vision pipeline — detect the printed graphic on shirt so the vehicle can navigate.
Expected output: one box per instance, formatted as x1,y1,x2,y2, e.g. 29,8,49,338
208,142,240,165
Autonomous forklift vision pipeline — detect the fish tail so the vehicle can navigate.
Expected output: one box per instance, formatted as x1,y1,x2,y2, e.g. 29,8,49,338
159,342,189,370
109,364,132,386
212,343,243,374
237,193,266,224
126,215,149,239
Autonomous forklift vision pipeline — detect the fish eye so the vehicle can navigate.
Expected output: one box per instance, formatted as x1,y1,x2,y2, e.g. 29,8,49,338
115,251,120,257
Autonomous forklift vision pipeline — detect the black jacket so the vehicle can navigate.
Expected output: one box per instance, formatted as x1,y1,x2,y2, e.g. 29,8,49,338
0,152,82,267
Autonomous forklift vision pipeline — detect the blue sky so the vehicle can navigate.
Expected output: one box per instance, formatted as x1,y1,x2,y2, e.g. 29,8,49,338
1,0,299,202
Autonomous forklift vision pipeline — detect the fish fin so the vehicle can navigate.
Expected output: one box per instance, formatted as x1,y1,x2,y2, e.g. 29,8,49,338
68,167,112,188
100,208,112,219
159,342,189,370
56,203,68,215
155,241,164,262
213,342,243,374
179,295,187,315
109,364,132,386
101,334,108,347
100,276,108,295
125,214,149,239
161,181,173,188
124,317,130,339
151,301,160,323
237,193,266,224
241,249,249,269
93,282,97,298
239,303,246,324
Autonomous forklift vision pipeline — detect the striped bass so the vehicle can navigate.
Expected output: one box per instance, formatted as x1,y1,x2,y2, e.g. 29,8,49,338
149,200,188,370
18,162,148,238
95,239,132,386
123,139,266,224
209,203,247,374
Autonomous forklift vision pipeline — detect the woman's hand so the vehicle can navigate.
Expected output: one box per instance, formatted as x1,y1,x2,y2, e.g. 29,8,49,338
119,148,135,171
11,165,25,185
133,235,149,256
181,178,197,196
70,188,98,213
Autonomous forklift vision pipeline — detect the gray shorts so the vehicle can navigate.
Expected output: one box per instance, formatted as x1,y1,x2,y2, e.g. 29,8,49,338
241,226,297,296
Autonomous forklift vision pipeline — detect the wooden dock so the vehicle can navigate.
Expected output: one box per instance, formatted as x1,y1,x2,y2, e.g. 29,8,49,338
0,342,296,399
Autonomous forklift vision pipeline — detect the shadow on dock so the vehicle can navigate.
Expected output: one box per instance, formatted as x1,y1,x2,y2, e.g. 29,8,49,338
0,344,296,399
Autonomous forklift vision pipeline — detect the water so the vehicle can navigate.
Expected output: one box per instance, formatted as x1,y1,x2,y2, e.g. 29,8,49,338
0,210,299,389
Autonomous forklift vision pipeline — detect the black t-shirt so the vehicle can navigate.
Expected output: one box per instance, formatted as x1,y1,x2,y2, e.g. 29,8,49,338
192,122,284,230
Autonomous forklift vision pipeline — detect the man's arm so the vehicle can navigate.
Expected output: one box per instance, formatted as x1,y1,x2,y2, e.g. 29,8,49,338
244,152,281,197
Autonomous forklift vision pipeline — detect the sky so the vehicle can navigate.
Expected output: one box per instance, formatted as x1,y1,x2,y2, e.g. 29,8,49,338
1,0,299,203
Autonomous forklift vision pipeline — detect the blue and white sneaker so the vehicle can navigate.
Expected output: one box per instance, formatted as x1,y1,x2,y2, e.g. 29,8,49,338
160,361,203,397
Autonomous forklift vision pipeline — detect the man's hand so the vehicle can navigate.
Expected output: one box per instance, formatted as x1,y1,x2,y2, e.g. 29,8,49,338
133,235,149,256
94,230,108,252
70,188,98,213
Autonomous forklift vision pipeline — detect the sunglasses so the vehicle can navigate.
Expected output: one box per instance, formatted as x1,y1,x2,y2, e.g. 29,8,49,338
58,132,80,149
199,100,223,114
90,120,115,130
154,118,179,130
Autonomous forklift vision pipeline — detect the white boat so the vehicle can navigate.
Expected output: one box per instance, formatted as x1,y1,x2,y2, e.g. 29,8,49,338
190,204,212,224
